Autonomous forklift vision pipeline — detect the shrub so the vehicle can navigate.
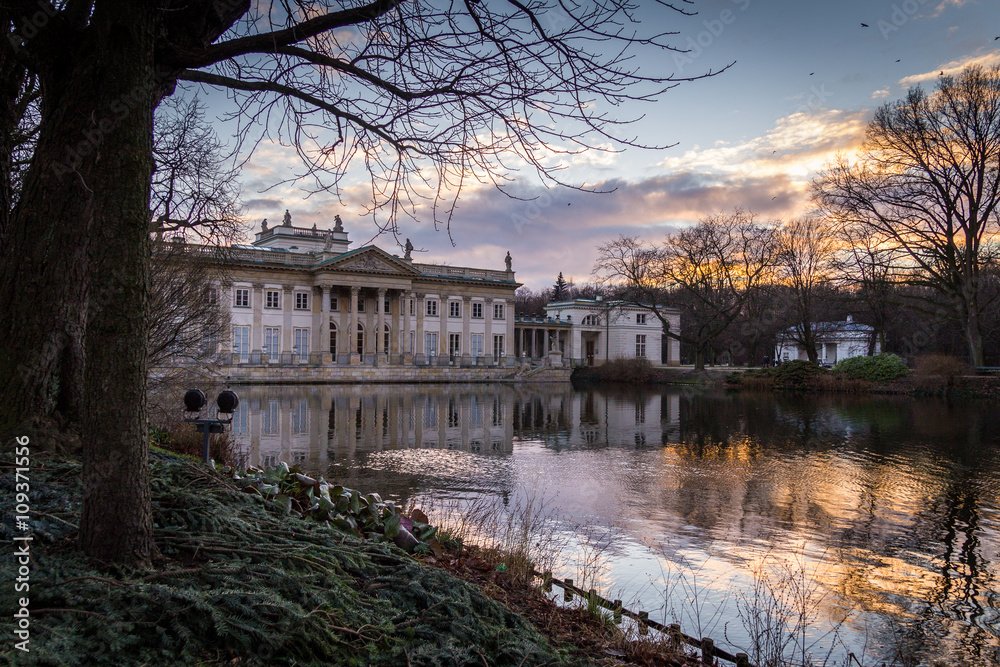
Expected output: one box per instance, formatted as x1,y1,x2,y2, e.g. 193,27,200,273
833,353,909,383
769,359,829,390
913,354,972,379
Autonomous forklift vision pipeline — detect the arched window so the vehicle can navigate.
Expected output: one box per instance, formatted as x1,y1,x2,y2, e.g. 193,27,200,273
383,324,391,354
329,322,337,356
356,323,365,354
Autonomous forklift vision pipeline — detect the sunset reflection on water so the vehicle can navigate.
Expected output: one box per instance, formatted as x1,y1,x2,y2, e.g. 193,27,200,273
230,383,1000,665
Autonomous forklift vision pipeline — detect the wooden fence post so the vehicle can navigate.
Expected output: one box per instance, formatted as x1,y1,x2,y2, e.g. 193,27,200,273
564,578,573,602
701,637,714,664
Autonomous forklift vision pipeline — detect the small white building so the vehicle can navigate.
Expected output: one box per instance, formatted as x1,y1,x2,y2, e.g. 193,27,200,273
513,298,680,366
774,316,878,365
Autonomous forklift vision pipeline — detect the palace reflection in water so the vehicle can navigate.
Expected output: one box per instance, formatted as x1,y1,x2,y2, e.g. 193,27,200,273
227,383,999,665
230,383,679,471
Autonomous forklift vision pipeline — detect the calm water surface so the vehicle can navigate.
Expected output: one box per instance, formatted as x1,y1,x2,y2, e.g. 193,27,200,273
230,382,1000,666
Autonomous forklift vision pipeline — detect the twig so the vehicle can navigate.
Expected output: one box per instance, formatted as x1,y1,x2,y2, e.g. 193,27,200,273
32,608,109,618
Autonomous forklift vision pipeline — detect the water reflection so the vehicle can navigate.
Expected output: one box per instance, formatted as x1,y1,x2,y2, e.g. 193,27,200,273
229,383,1000,665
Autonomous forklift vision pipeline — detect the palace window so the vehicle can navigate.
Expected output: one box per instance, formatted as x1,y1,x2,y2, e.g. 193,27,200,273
472,302,483,319
294,328,309,355
426,300,438,317
294,292,309,310
492,334,504,358
636,313,646,325
384,297,392,314
233,326,250,356
264,290,281,309
582,314,599,326
635,334,646,358
449,301,461,318
357,297,365,313
493,303,505,320
425,332,438,356
234,288,250,308
264,327,280,356
330,295,339,311
449,333,461,356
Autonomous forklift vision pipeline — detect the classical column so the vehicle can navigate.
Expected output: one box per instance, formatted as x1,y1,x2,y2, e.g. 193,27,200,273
251,282,264,354
282,285,294,356
376,288,386,356
318,285,330,361
462,296,471,360
415,293,425,356
349,286,360,364
484,299,493,359
403,292,413,362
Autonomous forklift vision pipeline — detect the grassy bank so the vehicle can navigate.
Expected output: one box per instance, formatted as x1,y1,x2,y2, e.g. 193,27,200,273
1,451,591,667
1,450,708,666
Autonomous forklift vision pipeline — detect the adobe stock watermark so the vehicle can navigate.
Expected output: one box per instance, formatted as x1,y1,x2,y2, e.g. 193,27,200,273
673,0,752,73
876,0,932,41
794,82,834,115
11,436,32,654
510,190,558,235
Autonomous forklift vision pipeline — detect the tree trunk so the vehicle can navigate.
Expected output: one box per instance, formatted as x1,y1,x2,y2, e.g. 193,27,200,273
0,48,95,435
76,1,158,566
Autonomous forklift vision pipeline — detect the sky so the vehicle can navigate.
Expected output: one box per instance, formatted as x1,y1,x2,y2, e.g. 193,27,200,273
184,0,1000,290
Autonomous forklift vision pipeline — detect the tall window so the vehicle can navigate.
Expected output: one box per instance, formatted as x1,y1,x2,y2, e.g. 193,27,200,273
383,324,391,354
449,333,461,357
492,334,504,358
265,290,281,309
356,323,365,354
635,334,646,358
329,324,337,356
264,327,280,356
449,301,461,318
262,400,279,435
234,288,250,308
233,326,250,356
425,332,438,357
292,400,309,434
357,297,366,312
384,297,392,314
472,302,483,319
330,294,339,311
493,303,505,320
294,328,310,355
409,299,415,316
294,292,309,310
426,300,438,317
471,333,484,358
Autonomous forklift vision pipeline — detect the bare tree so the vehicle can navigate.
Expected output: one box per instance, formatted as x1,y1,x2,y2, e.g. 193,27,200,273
152,96,244,244
775,217,838,364
595,209,778,369
0,0,722,565
815,65,1000,366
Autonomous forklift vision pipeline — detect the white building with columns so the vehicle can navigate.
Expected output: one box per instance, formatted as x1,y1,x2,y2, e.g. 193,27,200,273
513,298,681,366
195,211,520,367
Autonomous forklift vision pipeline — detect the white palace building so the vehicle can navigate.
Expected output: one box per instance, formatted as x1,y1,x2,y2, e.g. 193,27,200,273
187,211,522,378
167,210,680,381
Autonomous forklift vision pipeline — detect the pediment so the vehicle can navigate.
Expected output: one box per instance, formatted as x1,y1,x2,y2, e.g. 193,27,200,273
319,246,420,276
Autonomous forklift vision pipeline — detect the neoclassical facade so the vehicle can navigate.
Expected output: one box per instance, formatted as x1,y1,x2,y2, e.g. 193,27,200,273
202,212,520,366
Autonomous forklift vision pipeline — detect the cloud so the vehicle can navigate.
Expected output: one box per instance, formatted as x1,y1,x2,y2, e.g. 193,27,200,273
898,50,1000,86
870,88,890,100
657,108,868,182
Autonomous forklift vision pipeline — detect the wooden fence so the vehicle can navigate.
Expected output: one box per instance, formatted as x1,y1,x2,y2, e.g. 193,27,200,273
532,569,754,667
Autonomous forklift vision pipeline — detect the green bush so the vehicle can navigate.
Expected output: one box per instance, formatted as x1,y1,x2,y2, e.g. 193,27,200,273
833,353,909,382
769,359,829,390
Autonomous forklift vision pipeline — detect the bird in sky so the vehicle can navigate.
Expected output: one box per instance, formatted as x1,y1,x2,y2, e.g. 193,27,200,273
861,22,869,27
895,59,901,63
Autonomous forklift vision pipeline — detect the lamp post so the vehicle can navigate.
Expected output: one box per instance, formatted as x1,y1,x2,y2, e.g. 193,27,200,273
183,388,240,464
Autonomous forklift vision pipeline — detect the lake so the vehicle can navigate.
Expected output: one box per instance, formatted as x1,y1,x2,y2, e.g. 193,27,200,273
228,382,1000,666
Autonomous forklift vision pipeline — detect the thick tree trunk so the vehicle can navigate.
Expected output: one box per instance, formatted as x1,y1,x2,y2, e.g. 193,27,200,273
76,1,158,566
0,51,95,435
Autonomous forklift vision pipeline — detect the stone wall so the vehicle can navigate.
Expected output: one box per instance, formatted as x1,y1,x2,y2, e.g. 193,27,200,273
215,365,571,385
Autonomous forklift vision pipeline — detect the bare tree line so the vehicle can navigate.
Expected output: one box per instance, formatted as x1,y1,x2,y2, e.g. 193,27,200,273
596,66,1000,370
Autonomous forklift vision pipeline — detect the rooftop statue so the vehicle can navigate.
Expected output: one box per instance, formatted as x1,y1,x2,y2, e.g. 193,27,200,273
404,238,413,260
333,214,344,232
261,218,269,232
283,209,292,226
505,251,512,271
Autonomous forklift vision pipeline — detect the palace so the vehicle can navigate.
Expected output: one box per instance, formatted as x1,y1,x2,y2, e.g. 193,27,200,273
187,211,520,371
